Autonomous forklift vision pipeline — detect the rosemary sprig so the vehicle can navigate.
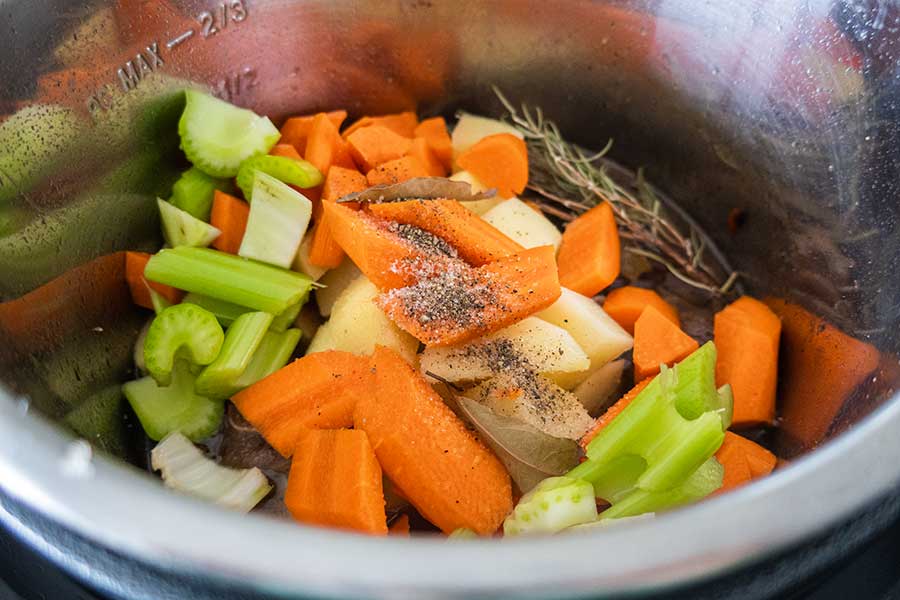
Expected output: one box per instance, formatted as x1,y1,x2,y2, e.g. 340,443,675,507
493,87,737,296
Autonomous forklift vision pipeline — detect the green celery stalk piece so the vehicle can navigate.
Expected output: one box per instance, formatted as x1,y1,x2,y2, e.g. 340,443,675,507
231,328,301,392
238,172,313,269
157,198,221,248
170,166,234,221
148,285,173,315
178,90,280,178
503,476,598,536
123,361,224,442
195,311,274,399
717,384,734,430
270,299,304,332
236,155,323,201
182,292,250,327
143,303,224,386
600,457,724,520
448,528,479,540
144,247,314,314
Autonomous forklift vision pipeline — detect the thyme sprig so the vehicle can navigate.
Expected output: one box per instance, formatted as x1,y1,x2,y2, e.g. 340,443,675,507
494,87,738,296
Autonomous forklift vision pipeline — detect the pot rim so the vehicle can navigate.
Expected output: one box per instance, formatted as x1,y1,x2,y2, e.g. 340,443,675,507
1,386,899,599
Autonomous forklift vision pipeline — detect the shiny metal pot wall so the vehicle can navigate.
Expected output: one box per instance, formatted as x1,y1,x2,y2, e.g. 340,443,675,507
1,0,899,597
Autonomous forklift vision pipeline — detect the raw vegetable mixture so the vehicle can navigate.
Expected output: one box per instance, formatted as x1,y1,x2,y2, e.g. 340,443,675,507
123,89,781,536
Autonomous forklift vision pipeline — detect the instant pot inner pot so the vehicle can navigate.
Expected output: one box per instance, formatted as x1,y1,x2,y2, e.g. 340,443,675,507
0,1,898,475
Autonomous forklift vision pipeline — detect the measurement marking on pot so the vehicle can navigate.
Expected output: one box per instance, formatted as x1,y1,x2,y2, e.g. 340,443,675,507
214,66,258,103
116,42,165,92
198,0,248,38
166,30,195,50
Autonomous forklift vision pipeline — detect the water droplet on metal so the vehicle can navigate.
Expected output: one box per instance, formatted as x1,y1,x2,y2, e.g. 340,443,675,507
60,440,95,479
16,398,29,416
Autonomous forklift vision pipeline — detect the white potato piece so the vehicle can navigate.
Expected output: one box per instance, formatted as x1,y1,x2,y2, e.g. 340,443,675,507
482,198,562,250
420,317,589,383
468,372,594,440
537,288,633,369
573,359,625,416
307,275,419,364
449,171,503,215
292,232,328,281
451,113,523,160
315,259,362,317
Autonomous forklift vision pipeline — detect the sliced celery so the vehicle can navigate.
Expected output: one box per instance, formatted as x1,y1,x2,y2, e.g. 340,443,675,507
170,167,234,222
503,477,598,536
123,362,223,442
182,292,250,327
143,303,224,386
151,432,271,512
238,172,313,268
148,285,173,315
195,311,273,399
236,155,323,200
144,247,314,314
271,300,303,332
178,90,280,178
231,328,301,391
157,199,221,248
448,528,479,539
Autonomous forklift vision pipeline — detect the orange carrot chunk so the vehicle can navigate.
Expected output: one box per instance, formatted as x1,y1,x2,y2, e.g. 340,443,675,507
342,111,418,139
557,202,621,297
377,245,562,346
366,155,430,186
414,117,453,171
354,346,512,534
269,144,303,160
388,514,411,536
456,133,528,199
305,112,356,175
210,190,250,255
714,296,781,427
285,428,388,535
323,202,456,290
369,199,524,265
406,137,446,177
280,110,347,155
632,305,699,382
603,286,680,335
579,378,653,449
232,350,371,457
308,166,368,268
715,431,777,492
125,251,183,309
347,125,414,172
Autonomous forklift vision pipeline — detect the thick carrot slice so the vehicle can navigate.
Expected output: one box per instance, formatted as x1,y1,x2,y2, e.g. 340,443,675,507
269,144,302,159
765,298,880,448
354,346,512,534
406,137,446,177
388,514,411,536
714,296,781,427
632,305,699,382
714,431,776,493
210,190,250,255
557,202,621,297
323,202,454,289
309,166,368,268
579,377,653,449
456,133,528,199
366,155,430,186
369,199,524,265
414,117,453,171
377,245,562,346
280,110,347,155
305,112,356,175
346,125,414,172
343,111,418,139
232,350,371,457
285,428,387,535
603,286,680,334
125,251,182,309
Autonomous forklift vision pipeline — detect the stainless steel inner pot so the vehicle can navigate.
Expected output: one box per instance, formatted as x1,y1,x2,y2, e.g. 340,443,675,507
1,0,900,598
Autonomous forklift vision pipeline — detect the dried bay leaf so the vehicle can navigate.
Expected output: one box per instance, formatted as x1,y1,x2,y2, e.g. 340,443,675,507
338,177,496,204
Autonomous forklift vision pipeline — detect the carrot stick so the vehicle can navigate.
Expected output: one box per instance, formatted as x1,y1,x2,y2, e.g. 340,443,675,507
285,428,387,535
603,286,680,335
632,305,699,382
309,166,368,268
346,125,414,172
414,117,453,171
406,137,446,177
369,199,524,265
714,296,781,427
342,111,418,139
388,514,411,536
579,378,653,449
765,297,880,448
714,431,776,493
557,202,621,297
125,251,183,310
209,190,250,255
354,346,512,534
377,245,562,346
280,110,347,155
232,350,371,457
366,155,430,186
456,133,528,199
